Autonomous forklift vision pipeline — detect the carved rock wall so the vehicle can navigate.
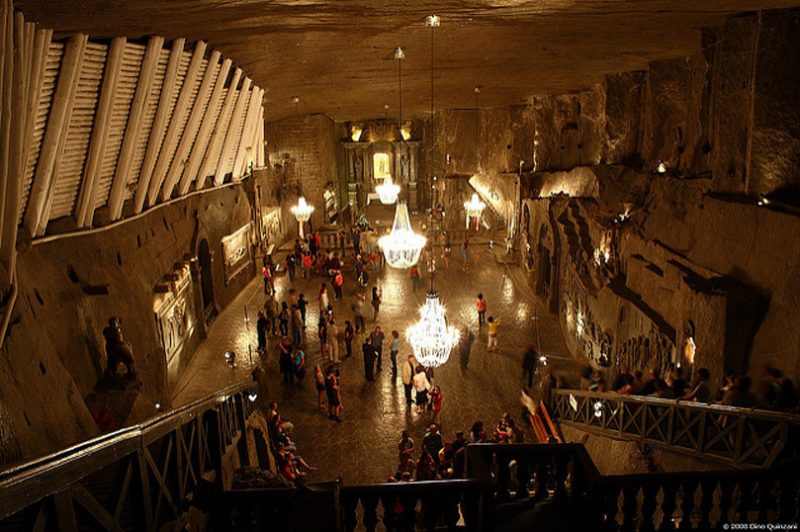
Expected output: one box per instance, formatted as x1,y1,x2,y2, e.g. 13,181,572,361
0,178,266,465
266,114,338,229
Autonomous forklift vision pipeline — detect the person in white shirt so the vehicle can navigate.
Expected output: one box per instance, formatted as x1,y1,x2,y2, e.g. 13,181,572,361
413,365,431,414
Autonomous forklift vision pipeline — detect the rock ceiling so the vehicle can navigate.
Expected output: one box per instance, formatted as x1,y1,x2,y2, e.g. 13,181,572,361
15,0,800,122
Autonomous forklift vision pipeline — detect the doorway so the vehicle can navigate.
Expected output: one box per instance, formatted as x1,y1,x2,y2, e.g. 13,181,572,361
198,239,215,318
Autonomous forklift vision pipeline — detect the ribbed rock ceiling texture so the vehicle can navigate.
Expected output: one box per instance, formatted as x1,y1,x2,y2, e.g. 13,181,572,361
15,0,800,121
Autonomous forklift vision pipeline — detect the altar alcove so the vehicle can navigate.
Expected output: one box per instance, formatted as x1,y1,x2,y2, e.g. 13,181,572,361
341,121,421,213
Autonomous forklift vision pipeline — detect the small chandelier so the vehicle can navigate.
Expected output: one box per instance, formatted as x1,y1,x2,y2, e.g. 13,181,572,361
379,202,426,268
406,292,459,368
376,177,400,204
290,196,314,238
464,193,486,230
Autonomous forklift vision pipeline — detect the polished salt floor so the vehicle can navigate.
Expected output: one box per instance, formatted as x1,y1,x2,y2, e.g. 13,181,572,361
173,233,578,484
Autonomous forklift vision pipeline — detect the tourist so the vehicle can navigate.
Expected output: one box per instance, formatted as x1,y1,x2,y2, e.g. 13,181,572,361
589,370,606,392
399,430,415,457
301,250,312,279
293,348,306,383
371,286,382,322
486,316,502,352
651,378,676,399
265,294,279,336
718,375,757,408
678,368,711,403
389,330,400,376
442,231,452,268
522,344,538,388
765,367,798,411
668,368,688,398
269,401,294,433
422,424,443,466
469,421,486,443
461,238,470,272
430,386,443,424
325,366,342,422
642,369,660,396
297,292,308,328
352,226,361,256
476,293,487,327
401,354,416,405
612,365,632,392
413,365,431,413
410,264,422,292
290,305,302,347
279,338,294,385
318,283,330,315
278,302,290,337
262,259,274,295
459,325,475,370
352,292,366,332
370,326,386,371
256,310,268,353
318,316,328,359
338,231,346,258
333,269,344,300
416,451,437,481
362,336,376,381
344,320,355,358
328,319,340,363
286,253,296,282
314,365,326,409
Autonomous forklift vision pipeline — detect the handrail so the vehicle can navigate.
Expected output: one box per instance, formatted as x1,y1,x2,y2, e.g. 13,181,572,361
554,387,800,423
550,388,800,468
0,380,254,520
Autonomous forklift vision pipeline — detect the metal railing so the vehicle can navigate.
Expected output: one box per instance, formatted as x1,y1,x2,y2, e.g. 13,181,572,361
0,381,259,531
550,388,800,467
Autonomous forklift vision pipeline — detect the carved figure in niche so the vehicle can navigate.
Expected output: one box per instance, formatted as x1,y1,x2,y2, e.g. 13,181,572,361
355,153,364,181
400,153,409,181
103,317,137,378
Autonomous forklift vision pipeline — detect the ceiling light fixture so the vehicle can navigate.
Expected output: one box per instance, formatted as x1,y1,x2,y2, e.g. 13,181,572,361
379,202,426,268
290,196,314,238
407,14,459,369
464,192,486,230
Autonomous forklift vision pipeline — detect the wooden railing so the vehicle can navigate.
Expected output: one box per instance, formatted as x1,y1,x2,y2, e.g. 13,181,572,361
591,465,800,531
550,388,800,468
0,381,260,531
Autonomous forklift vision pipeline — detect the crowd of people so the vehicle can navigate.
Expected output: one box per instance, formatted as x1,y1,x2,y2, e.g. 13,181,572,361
586,363,798,412
388,414,526,483
267,401,316,485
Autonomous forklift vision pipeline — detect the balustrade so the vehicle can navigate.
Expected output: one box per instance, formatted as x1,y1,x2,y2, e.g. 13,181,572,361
551,388,800,467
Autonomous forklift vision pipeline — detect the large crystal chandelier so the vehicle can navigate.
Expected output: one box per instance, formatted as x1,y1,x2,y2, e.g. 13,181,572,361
405,14,459,368
376,177,400,204
464,193,486,230
379,202,426,268
406,292,459,368
290,196,314,238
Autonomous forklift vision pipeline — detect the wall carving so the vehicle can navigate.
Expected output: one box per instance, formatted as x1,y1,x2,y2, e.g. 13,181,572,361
260,207,283,248
221,223,251,282
153,263,196,381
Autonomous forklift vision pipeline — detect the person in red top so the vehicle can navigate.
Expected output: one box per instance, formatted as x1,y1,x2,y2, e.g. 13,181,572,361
476,293,487,327
430,386,443,424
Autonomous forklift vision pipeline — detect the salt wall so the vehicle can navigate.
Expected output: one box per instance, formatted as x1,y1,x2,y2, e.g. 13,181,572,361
511,10,799,384
0,170,286,465
413,10,800,383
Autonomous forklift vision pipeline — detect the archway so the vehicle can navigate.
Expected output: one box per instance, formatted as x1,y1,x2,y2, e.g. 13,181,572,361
198,239,215,318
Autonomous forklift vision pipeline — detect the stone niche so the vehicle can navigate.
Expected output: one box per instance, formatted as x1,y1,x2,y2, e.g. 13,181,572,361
341,120,421,212
153,262,198,390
